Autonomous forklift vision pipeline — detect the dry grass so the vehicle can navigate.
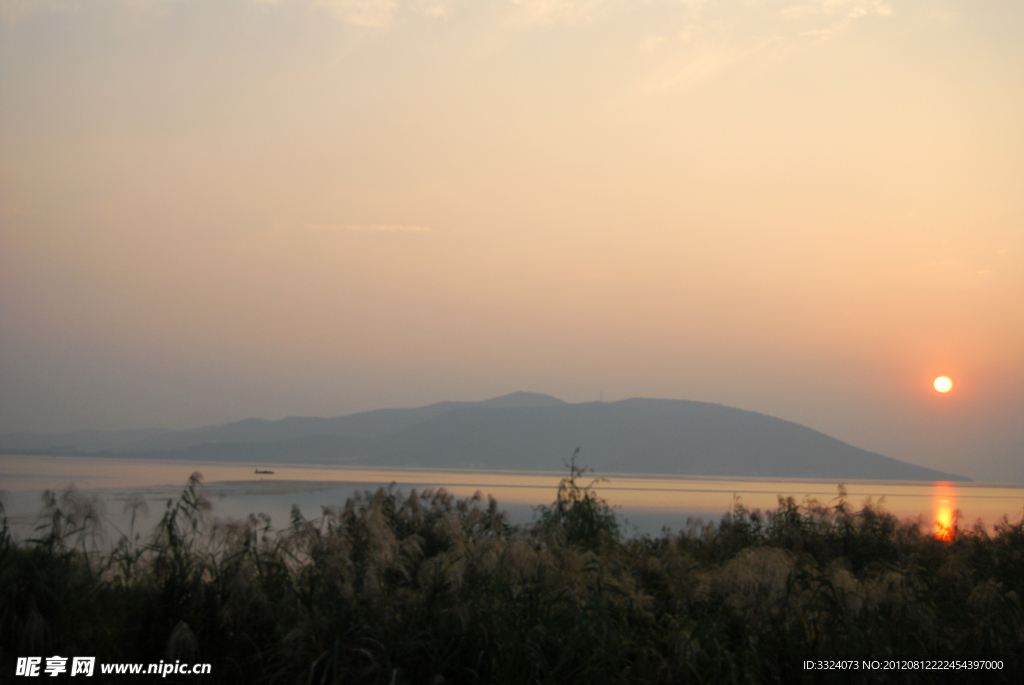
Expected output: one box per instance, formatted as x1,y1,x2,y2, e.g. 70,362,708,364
1,469,1022,683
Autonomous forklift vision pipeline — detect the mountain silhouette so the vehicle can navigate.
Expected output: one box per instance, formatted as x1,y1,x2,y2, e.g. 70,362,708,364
0,393,968,481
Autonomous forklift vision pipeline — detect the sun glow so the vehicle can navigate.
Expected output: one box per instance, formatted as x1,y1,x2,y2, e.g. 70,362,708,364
933,376,953,393
934,483,955,541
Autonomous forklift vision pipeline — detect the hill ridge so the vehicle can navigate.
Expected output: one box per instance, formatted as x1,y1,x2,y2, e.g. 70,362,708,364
0,393,969,481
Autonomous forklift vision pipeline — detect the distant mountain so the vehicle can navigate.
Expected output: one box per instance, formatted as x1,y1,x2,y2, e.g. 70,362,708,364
0,393,968,481
0,393,564,453
0,428,167,453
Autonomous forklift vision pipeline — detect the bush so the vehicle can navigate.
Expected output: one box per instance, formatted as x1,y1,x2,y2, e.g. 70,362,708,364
534,448,620,549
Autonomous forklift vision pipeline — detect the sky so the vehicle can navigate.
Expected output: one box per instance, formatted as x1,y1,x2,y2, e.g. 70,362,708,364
1,0,1021,482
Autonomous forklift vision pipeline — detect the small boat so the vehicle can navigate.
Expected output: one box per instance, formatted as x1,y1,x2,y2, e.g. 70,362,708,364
254,469,275,475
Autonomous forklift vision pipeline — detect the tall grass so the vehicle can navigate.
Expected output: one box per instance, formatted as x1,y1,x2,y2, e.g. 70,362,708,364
1,469,1022,683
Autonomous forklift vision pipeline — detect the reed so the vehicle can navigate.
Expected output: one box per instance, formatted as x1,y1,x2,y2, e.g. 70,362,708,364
1,468,1021,683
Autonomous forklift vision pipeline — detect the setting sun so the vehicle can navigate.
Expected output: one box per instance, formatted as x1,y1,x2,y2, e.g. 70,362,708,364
933,376,953,393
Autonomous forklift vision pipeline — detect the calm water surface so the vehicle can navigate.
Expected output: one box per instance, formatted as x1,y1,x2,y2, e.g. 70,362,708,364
2,455,1023,539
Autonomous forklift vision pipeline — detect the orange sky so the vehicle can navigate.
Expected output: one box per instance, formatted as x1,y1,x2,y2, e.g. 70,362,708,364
1,1,1022,481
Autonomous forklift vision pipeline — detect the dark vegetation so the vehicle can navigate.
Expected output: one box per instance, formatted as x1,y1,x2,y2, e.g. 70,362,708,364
1,460,1021,684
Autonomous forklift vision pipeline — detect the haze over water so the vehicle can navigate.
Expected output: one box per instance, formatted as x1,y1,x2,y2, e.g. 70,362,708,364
3,455,1022,540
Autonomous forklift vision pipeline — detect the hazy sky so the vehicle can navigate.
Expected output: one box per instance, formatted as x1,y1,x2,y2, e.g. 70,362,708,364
1,1,1021,481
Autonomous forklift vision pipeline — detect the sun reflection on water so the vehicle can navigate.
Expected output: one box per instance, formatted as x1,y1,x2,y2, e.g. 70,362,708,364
934,482,955,541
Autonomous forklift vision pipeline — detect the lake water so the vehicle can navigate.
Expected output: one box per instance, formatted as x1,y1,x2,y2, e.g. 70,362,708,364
2,455,1023,540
